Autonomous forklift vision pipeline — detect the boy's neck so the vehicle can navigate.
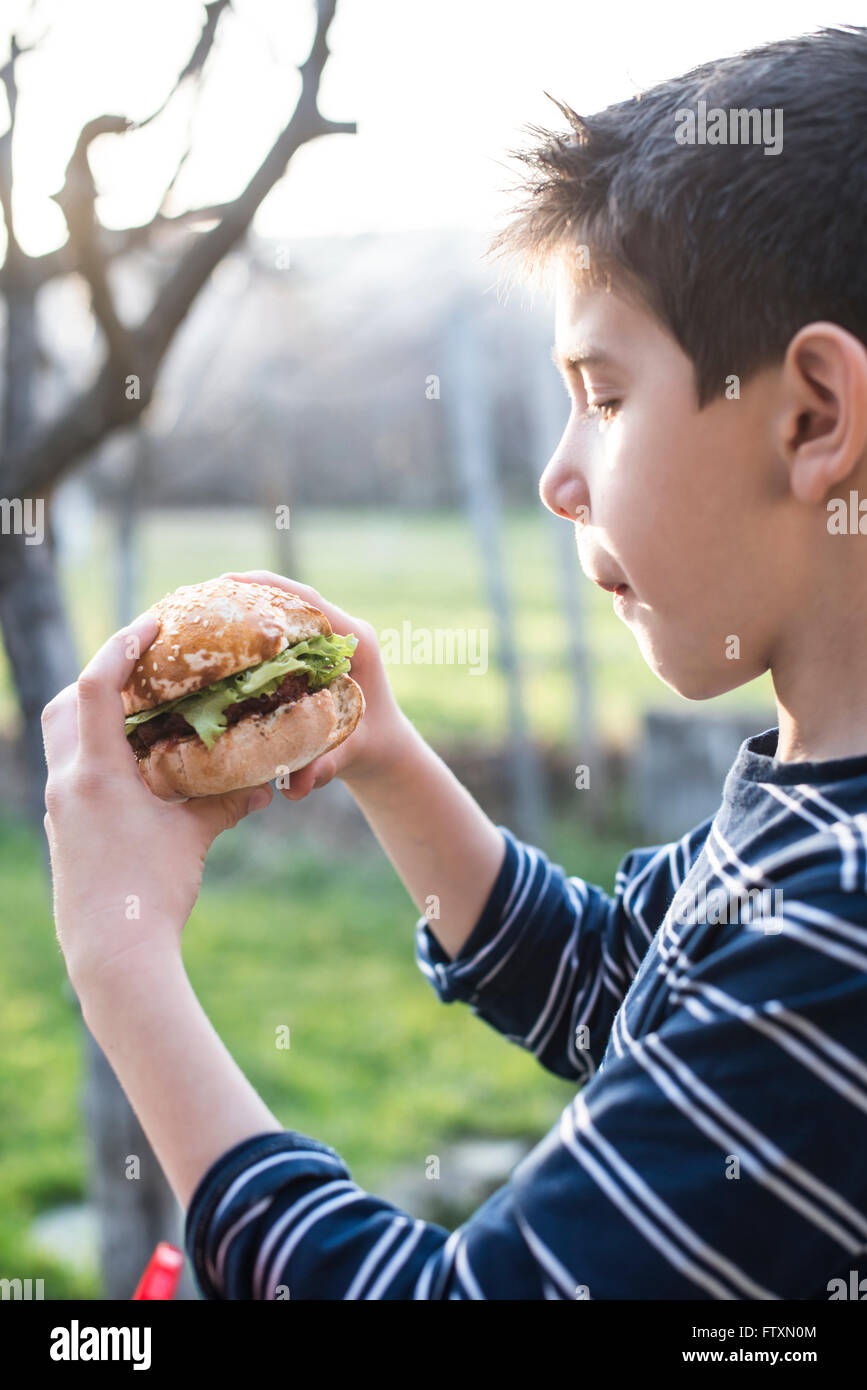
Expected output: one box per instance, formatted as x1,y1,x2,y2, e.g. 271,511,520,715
773,619,867,763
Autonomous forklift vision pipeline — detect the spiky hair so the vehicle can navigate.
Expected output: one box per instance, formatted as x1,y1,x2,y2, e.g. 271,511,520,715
487,26,867,407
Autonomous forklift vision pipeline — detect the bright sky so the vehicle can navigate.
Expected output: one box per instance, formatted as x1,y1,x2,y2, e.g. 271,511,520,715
0,0,863,254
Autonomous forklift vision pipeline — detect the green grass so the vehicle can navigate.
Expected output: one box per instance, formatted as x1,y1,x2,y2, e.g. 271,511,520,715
0,807,632,1300
0,820,100,1299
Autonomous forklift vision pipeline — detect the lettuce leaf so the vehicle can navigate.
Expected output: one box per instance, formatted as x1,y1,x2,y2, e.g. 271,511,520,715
125,632,357,750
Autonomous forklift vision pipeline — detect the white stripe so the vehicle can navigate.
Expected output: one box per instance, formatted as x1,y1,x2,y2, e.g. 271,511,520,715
432,843,541,987
413,1245,442,1300
215,1196,273,1286
252,1179,354,1297
344,1216,408,1300
762,783,831,831
601,939,627,988
794,784,848,821
622,925,643,977
366,1220,427,1299
783,899,867,954
766,999,867,1085
775,915,867,974
682,996,715,1023
213,1149,344,1225
512,1206,578,1298
526,924,583,1050
631,1024,867,1250
602,970,623,998
567,967,604,1075
264,1189,371,1299
567,1096,775,1298
454,1239,485,1299
793,785,861,891
558,1106,744,1298
474,859,553,991
709,823,766,886
462,845,543,975
623,848,671,944
680,980,867,1114
419,1227,464,1299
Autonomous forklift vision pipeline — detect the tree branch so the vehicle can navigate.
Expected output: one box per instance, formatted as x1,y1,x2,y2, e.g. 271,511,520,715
1,0,231,294
0,36,26,256
131,0,232,132
0,0,355,501
50,115,138,363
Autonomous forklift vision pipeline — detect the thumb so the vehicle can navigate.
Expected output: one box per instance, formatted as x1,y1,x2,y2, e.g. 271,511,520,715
188,782,274,842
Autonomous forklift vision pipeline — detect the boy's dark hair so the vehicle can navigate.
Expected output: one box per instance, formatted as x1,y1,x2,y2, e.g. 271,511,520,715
487,25,867,407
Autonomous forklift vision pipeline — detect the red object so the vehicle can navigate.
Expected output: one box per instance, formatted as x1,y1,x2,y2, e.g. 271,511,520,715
132,1242,185,1300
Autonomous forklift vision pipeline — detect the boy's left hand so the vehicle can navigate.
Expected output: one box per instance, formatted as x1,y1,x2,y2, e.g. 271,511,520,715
42,612,273,996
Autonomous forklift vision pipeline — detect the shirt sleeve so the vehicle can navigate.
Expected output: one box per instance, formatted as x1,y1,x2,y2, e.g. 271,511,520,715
414,822,713,1081
184,874,867,1300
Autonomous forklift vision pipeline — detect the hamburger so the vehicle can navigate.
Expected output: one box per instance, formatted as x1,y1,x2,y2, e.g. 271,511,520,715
122,577,364,801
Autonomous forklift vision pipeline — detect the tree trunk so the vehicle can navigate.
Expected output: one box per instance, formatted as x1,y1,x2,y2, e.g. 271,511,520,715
0,283,194,1303
0,533,79,821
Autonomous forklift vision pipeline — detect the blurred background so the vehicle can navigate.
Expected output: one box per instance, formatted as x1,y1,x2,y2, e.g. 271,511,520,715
0,0,842,1299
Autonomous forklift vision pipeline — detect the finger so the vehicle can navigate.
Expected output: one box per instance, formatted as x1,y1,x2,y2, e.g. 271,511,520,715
220,571,357,634
41,682,82,773
220,570,326,605
186,782,273,841
76,611,160,767
279,754,336,801
279,761,318,800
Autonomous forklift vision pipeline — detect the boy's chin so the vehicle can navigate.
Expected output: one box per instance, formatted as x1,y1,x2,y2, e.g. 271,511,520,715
646,648,762,702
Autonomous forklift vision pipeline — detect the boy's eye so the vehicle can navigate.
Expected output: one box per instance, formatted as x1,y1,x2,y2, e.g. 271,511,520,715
583,399,621,423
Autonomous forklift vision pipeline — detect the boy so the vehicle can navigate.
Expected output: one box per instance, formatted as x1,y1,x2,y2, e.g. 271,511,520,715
43,24,867,1299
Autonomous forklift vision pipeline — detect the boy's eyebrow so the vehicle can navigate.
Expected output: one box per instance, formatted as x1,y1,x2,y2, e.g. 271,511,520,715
549,343,616,373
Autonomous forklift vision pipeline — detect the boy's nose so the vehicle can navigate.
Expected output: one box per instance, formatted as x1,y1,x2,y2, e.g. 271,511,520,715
539,454,590,523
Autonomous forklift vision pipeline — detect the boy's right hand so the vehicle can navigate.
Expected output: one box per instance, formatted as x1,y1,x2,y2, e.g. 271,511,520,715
223,571,506,960
220,570,414,801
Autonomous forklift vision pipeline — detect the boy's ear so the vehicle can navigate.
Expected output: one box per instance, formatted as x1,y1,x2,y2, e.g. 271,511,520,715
777,322,867,505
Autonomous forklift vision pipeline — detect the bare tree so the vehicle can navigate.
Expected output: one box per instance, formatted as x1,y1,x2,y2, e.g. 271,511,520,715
0,0,354,1297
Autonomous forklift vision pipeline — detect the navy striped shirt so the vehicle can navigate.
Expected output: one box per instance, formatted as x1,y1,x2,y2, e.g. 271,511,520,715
184,727,867,1298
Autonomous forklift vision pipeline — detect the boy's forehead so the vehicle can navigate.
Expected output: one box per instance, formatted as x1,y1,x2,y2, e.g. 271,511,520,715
554,284,626,365
553,267,665,361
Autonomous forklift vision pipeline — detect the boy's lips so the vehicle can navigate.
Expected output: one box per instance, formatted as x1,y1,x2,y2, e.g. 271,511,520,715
590,575,630,597
589,574,634,613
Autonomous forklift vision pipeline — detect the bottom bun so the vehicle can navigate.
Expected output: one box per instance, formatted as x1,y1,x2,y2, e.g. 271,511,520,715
137,673,365,801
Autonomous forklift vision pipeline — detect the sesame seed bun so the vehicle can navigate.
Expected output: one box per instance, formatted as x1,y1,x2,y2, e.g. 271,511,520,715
122,577,331,716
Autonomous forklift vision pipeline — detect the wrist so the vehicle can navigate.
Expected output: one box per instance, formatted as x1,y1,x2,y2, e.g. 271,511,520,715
341,709,423,792
70,930,185,1016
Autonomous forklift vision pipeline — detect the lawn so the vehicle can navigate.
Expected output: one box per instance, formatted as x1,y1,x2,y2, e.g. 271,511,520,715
0,807,628,1300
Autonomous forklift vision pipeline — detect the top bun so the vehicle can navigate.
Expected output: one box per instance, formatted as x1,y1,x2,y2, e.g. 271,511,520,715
122,577,331,716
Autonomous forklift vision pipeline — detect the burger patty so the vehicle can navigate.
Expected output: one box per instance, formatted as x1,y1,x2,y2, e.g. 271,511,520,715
129,672,311,759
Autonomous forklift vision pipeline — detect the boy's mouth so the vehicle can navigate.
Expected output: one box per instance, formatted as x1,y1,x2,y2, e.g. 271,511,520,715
590,575,630,598
589,575,634,615
612,584,633,613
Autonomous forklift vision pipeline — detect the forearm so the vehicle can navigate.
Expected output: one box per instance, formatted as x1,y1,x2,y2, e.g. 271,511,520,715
343,718,506,959
77,943,282,1210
